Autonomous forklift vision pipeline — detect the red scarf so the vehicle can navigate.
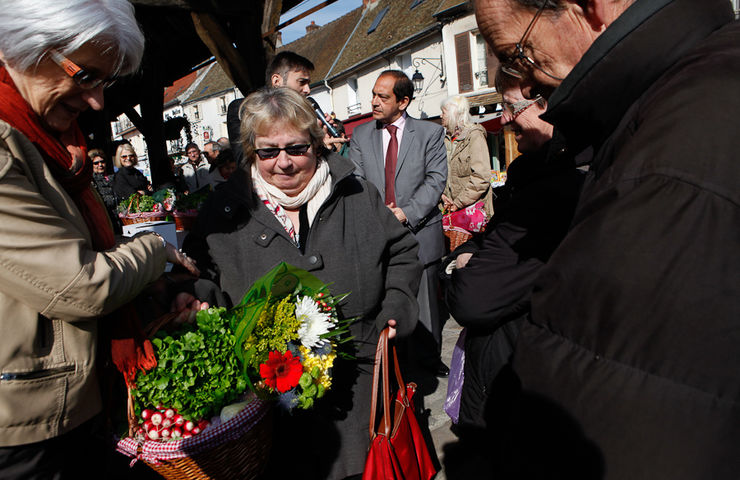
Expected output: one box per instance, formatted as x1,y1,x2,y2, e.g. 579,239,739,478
0,67,155,386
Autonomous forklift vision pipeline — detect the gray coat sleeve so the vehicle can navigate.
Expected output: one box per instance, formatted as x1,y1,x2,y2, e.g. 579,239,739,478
403,124,447,227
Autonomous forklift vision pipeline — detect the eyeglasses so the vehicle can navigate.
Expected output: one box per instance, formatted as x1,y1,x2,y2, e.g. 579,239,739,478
502,95,544,119
49,50,117,89
255,144,311,160
120,154,136,159
501,2,564,81
92,160,105,165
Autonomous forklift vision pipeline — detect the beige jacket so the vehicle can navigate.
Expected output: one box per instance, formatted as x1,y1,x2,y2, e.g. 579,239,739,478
443,123,494,218
0,120,166,446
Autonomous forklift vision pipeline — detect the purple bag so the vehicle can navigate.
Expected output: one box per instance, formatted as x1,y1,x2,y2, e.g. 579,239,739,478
444,328,467,423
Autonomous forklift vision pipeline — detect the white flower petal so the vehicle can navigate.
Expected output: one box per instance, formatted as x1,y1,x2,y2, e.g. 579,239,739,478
295,296,332,348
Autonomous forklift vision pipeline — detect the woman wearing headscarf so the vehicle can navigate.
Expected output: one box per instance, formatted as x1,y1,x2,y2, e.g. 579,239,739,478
0,1,203,476
184,87,422,480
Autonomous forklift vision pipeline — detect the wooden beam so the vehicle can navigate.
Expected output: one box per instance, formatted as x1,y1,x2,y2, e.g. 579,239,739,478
262,0,339,38
191,11,254,94
503,126,519,168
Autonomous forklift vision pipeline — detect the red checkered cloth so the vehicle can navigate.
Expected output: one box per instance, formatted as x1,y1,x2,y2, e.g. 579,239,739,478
117,397,270,465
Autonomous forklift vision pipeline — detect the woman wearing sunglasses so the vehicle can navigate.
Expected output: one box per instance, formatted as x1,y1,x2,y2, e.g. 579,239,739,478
0,1,204,476
112,143,152,199
89,148,121,233
184,87,422,480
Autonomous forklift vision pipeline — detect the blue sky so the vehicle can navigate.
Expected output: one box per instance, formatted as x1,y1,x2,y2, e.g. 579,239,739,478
279,0,363,45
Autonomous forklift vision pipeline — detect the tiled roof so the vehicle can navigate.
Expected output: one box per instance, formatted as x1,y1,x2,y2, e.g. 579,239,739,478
328,0,445,79
163,70,198,106
278,8,364,83
183,63,235,103
433,0,469,17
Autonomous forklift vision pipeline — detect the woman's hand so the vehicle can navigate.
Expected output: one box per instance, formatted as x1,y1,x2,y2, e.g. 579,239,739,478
165,243,200,276
170,292,209,325
387,319,397,339
456,252,473,269
441,194,456,212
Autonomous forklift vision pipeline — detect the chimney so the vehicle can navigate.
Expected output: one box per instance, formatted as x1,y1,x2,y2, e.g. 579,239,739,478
363,0,379,7
306,20,320,34
275,31,283,48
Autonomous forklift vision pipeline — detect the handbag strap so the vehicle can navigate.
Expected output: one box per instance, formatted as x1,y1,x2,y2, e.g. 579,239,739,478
368,327,392,439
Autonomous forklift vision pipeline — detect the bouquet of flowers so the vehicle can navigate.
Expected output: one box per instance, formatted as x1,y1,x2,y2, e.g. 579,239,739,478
231,262,352,410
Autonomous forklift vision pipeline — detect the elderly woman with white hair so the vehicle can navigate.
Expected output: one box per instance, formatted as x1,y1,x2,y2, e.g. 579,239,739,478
0,1,203,476
440,95,494,218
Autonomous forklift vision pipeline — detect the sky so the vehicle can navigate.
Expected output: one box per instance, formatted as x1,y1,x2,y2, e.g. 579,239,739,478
279,0,363,45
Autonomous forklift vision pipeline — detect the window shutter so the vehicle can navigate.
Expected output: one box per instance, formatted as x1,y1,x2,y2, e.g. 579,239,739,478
486,42,500,88
455,33,473,93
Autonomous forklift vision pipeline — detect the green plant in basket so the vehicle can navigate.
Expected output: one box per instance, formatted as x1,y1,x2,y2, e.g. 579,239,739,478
131,307,247,428
174,190,209,213
116,192,157,214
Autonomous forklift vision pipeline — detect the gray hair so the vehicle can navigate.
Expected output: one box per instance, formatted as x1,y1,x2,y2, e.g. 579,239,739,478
0,0,144,75
204,140,221,153
441,95,473,132
239,87,324,167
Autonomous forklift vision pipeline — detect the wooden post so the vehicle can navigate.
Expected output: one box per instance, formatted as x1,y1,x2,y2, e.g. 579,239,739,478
503,126,520,168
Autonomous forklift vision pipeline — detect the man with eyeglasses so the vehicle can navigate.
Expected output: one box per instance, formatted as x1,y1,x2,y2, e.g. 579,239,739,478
474,0,740,477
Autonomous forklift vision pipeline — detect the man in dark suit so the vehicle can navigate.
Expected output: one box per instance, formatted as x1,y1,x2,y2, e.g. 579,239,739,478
349,70,449,376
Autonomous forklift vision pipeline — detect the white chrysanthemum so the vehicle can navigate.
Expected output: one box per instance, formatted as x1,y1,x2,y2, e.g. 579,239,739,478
295,296,332,349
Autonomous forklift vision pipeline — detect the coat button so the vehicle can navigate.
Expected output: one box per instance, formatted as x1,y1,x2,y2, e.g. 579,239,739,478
260,233,267,240
224,206,231,213
308,255,318,264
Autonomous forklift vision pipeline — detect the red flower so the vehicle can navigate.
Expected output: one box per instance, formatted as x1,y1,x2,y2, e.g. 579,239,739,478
259,350,303,393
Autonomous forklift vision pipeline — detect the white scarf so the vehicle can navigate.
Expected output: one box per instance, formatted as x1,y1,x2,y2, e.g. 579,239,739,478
251,158,332,228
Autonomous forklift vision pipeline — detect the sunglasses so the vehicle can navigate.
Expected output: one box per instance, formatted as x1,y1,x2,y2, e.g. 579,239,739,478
502,95,544,119
255,144,311,160
92,160,105,165
120,154,136,159
49,49,117,89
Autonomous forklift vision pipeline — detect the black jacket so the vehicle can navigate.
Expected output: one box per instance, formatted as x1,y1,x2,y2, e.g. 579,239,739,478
445,141,584,428
112,166,149,200
500,1,740,478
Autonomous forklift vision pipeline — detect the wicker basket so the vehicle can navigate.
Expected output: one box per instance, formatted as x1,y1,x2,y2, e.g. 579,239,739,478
444,228,472,252
119,212,168,226
117,313,273,479
172,211,198,231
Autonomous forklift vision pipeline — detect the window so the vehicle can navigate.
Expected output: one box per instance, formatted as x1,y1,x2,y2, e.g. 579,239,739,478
192,105,200,120
455,32,473,93
410,0,424,9
367,7,389,34
219,97,227,115
396,53,413,79
347,77,361,116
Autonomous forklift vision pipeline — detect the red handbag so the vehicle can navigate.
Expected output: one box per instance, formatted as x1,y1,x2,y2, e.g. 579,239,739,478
362,328,437,480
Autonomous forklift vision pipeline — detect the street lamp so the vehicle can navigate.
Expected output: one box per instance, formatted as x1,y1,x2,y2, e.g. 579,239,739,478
411,57,445,94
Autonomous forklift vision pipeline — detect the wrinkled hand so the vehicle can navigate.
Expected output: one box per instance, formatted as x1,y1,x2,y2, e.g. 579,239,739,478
386,202,407,224
456,252,473,269
387,319,397,339
170,292,209,325
441,194,456,212
165,243,200,276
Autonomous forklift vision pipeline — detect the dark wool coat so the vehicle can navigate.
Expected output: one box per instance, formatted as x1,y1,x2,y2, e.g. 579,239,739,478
112,165,149,200
445,141,584,428
490,1,740,478
184,153,422,480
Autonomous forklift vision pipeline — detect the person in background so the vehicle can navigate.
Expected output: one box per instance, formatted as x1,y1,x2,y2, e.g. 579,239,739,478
216,136,230,150
112,143,151,200
439,95,494,220
350,70,449,377
89,148,120,233
209,147,236,187
184,87,421,480
180,142,210,192
443,67,583,441
473,0,740,477
0,0,204,477
202,140,221,171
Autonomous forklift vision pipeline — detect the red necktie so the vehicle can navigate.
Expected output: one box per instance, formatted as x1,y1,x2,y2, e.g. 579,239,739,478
384,124,398,205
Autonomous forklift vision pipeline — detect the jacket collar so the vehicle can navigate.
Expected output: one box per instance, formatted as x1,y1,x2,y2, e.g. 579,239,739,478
543,0,732,155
